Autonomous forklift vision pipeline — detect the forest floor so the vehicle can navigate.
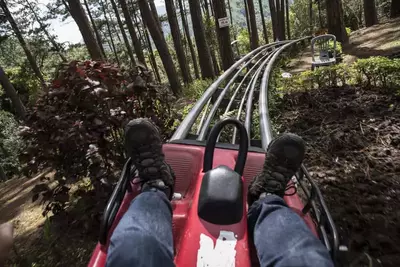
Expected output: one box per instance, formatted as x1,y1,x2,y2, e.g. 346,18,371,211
288,17,400,73
278,86,400,266
0,172,95,266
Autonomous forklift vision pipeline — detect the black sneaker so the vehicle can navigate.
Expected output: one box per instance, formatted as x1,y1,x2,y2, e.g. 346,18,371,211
125,118,175,199
248,133,305,205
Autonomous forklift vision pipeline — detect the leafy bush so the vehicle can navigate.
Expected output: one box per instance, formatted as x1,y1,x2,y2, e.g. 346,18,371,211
24,60,176,218
182,78,213,100
353,57,400,90
329,40,343,56
281,57,400,92
346,27,352,36
0,110,23,178
237,29,251,54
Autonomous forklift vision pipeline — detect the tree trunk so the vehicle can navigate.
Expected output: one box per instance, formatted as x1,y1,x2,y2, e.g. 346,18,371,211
244,0,252,43
227,0,236,39
131,5,162,82
279,0,286,40
204,0,211,17
119,0,146,66
177,0,200,79
188,0,215,78
247,0,259,49
0,66,26,119
0,0,46,87
101,0,120,65
65,0,104,60
25,0,67,62
363,0,378,27
138,0,181,95
83,0,106,59
309,0,313,34
0,164,6,181
109,0,137,66
391,0,400,18
326,0,348,43
269,0,278,40
212,0,234,70
144,27,162,83
149,0,163,34
165,0,191,83
285,0,290,39
259,0,269,43
318,0,323,28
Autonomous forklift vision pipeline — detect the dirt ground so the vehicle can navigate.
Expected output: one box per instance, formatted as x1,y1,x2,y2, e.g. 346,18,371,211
288,18,400,73
0,172,95,266
278,86,400,266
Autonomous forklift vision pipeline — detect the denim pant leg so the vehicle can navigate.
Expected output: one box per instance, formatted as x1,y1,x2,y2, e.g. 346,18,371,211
106,189,174,267
248,195,334,267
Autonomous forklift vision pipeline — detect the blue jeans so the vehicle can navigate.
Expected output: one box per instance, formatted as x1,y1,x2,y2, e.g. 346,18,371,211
106,189,334,267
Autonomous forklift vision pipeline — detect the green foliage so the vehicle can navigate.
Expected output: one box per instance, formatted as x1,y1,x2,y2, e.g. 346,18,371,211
237,29,250,55
346,27,352,36
0,110,23,178
353,57,400,90
5,67,41,103
281,57,400,92
183,78,213,100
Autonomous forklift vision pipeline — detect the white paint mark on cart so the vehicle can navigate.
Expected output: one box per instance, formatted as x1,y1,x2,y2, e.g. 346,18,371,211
197,231,237,267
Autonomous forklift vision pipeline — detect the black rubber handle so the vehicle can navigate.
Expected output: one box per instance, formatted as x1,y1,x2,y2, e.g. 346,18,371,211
99,158,133,245
203,118,249,175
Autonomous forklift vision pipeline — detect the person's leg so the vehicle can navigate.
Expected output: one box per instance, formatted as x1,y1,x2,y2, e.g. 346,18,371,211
247,134,333,267
248,195,333,267
106,118,175,267
106,189,174,267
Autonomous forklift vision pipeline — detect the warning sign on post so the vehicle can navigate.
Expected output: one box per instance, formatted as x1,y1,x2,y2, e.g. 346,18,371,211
218,17,229,28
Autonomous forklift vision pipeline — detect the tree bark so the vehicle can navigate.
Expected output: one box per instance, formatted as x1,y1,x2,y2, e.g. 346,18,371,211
149,0,163,34
119,0,146,66
247,0,259,49
259,0,269,43
326,0,348,43
269,0,278,40
244,0,252,44
101,0,120,65
309,0,313,34
65,0,104,60
279,0,286,40
318,0,323,28
0,164,6,181
131,5,162,82
25,0,67,62
177,0,200,79
83,0,106,59
391,0,400,18
109,0,136,66
138,0,181,95
188,0,215,78
0,66,26,119
285,0,290,39
212,0,234,70
363,0,378,27
0,0,46,87
165,0,191,83
227,0,236,39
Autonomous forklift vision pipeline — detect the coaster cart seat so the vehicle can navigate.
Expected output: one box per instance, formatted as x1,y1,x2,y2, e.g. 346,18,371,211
88,119,338,267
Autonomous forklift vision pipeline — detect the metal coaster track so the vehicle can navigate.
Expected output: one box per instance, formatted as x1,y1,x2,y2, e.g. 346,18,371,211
170,37,339,263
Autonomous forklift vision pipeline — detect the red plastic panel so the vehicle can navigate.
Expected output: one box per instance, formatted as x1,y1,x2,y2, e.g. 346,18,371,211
163,145,203,195
88,143,318,267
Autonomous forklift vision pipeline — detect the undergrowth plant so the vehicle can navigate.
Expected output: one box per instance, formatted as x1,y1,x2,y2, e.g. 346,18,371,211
281,57,400,92
24,60,176,223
